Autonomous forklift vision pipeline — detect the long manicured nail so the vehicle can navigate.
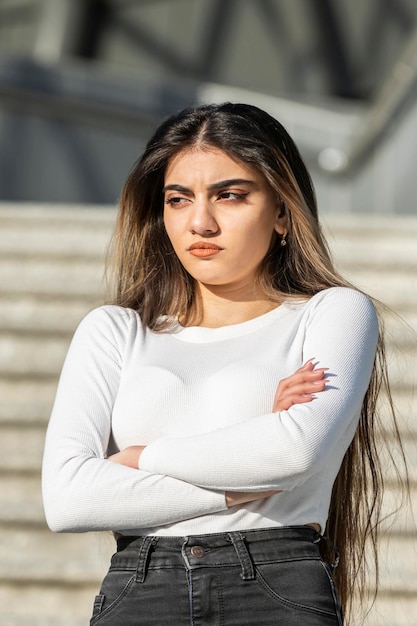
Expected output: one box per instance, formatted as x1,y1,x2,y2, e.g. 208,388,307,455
302,358,315,368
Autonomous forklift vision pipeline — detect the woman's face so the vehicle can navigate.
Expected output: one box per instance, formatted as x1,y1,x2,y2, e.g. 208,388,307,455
163,147,286,294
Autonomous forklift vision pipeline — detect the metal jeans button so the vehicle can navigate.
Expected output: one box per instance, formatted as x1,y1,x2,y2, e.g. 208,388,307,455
190,545,205,558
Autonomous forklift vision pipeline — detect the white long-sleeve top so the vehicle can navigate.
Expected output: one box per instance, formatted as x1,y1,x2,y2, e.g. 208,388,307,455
42,287,378,537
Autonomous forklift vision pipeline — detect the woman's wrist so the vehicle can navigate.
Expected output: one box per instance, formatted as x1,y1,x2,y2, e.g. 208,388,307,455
108,445,146,469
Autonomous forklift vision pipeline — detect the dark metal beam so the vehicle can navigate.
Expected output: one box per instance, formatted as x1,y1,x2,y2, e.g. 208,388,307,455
111,8,198,78
310,0,360,99
75,0,112,59
0,1,37,24
0,83,161,136
256,0,299,90
382,0,416,31
318,26,417,176
197,0,239,81
362,0,416,97
257,0,291,52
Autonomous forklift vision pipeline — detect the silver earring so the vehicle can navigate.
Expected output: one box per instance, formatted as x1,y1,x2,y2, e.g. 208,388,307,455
280,232,287,247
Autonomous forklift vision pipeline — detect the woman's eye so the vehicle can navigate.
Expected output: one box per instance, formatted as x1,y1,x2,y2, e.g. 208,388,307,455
218,191,249,201
165,196,186,206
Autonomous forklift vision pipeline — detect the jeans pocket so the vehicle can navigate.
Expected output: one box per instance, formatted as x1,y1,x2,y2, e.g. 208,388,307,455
90,569,136,624
255,558,341,619
90,595,105,621
318,559,344,624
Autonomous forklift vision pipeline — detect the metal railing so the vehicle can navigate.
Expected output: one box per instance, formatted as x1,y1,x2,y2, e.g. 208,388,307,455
316,26,417,175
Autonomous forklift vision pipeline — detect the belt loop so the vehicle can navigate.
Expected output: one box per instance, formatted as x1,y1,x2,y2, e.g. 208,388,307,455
228,532,255,580
181,537,191,571
316,532,340,571
135,536,158,583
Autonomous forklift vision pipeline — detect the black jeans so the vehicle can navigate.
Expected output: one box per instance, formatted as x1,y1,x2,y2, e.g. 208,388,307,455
90,526,343,625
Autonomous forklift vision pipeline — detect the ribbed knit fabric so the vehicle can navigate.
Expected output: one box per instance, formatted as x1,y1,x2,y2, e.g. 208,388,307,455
42,287,378,537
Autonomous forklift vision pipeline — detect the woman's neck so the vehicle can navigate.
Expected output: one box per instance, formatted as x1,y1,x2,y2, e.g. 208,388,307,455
181,283,282,328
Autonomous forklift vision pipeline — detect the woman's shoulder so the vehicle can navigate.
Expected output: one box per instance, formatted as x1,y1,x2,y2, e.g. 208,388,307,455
79,304,140,324
74,305,144,342
310,286,374,307
285,287,375,314
305,286,378,328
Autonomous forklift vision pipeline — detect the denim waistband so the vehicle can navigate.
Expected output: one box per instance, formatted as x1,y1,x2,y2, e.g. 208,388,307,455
113,526,338,584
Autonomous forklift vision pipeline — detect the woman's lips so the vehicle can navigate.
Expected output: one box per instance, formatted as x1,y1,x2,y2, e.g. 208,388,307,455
188,243,223,257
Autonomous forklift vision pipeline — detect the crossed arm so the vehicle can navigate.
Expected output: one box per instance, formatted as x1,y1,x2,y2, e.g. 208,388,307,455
42,291,378,532
108,359,328,507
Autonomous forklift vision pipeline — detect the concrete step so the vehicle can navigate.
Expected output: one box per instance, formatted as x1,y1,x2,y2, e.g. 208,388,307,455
379,485,417,534
0,227,110,261
371,532,417,595
362,596,417,626
379,434,417,483
332,237,417,271
0,334,71,377
0,205,415,626
0,258,105,299
322,215,417,266
0,474,45,526
0,378,57,424
384,351,417,392
342,269,417,309
0,528,113,584
0,583,100,626
0,297,94,336
0,203,116,227
322,213,417,236
1,426,46,473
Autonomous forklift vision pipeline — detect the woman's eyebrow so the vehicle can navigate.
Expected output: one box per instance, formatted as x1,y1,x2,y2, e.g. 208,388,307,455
207,178,255,190
162,184,191,194
163,179,255,194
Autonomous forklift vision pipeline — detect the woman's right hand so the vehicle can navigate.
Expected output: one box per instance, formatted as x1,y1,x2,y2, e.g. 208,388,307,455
226,490,279,507
272,358,328,412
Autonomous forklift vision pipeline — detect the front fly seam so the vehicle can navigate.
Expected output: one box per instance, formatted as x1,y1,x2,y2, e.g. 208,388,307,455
181,537,195,626
188,570,195,626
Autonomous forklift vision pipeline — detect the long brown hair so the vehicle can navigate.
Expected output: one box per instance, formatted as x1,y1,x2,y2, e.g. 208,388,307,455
107,102,408,621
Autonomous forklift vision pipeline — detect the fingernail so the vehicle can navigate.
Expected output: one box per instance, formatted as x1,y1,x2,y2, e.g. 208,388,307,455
303,358,315,368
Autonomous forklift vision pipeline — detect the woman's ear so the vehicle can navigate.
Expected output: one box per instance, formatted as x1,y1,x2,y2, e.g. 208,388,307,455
274,203,287,235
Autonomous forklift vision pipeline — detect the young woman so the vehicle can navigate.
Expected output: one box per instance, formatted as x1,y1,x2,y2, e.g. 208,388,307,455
42,102,404,625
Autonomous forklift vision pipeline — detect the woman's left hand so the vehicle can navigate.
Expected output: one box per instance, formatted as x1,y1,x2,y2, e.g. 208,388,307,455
107,445,146,469
272,359,328,412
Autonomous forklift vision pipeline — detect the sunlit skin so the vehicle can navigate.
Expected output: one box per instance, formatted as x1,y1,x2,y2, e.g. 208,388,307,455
163,147,285,323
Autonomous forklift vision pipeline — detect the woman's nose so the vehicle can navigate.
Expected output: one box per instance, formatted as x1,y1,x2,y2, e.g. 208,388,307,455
189,200,219,235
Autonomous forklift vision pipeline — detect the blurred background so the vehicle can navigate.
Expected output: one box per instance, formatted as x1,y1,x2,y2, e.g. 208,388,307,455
1,0,417,210
0,1,416,625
